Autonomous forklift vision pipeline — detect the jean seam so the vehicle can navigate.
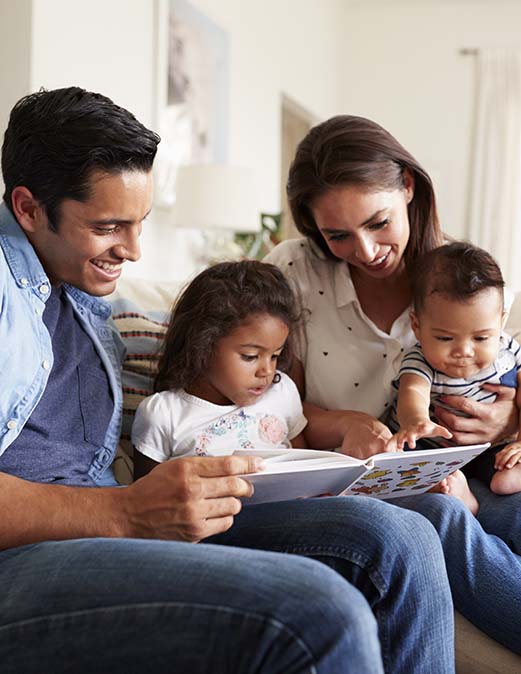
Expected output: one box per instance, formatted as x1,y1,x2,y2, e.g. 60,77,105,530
267,545,391,673
267,544,389,595
0,602,318,673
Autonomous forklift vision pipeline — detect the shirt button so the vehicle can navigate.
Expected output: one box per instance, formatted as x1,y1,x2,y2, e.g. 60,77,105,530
42,360,50,370
20,277,29,286
39,284,50,294
7,420,17,430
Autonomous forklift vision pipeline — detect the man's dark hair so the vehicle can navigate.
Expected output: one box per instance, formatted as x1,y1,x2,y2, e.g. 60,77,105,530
154,260,301,393
2,86,160,229
412,241,504,314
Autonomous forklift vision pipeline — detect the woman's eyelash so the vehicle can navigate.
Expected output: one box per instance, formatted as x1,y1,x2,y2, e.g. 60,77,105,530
369,218,389,230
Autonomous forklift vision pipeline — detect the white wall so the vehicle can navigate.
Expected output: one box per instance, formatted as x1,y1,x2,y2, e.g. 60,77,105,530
340,1,521,240
0,0,347,281
3,1,519,280
0,0,33,195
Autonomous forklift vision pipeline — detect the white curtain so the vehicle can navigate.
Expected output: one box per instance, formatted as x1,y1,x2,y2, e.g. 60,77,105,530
467,48,521,291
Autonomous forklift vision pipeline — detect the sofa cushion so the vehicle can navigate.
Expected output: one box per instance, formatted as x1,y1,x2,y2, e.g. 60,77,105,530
108,277,181,482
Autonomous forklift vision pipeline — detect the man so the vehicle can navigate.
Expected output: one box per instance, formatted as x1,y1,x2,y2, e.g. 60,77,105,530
0,87,454,673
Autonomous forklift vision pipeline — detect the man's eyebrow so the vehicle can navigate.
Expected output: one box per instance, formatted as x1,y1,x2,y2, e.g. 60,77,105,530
320,209,388,232
88,208,152,226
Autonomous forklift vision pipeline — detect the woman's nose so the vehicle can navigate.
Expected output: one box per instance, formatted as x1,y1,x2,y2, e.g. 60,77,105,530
354,235,376,262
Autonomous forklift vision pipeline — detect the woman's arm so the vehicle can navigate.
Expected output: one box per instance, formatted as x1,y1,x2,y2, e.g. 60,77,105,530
290,358,392,459
302,402,392,459
434,383,518,445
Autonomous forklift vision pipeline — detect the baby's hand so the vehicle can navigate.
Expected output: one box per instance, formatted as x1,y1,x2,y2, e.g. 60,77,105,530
386,419,453,451
494,442,521,471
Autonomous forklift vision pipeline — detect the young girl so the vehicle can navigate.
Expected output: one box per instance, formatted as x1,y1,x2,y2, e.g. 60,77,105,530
387,242,521,509
132,260,307,479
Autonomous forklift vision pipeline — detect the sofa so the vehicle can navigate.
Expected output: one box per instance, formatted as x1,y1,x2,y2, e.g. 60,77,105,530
108,275,521,674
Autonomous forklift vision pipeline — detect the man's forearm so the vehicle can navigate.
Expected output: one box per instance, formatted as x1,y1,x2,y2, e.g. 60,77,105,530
0,472,128,550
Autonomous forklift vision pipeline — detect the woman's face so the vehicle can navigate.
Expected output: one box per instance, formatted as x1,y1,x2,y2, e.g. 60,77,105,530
311,178,413,280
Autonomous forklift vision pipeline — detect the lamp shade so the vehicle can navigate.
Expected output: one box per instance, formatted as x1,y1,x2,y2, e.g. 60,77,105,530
172,164,261,233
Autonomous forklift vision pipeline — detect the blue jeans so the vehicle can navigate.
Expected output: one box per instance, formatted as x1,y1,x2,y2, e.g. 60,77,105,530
470,478,521,554
393,492,521,654
0,497,454,674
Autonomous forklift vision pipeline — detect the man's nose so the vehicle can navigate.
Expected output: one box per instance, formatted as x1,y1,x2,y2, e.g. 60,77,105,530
113,227,141,262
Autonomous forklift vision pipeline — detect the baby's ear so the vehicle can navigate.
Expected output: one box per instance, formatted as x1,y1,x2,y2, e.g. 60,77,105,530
501,310,508,329
410,311,421,340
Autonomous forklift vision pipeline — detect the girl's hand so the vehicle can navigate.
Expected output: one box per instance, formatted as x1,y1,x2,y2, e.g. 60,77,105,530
386,419,452,452
338,412,393,459
434,384,518,446
494,442,521,471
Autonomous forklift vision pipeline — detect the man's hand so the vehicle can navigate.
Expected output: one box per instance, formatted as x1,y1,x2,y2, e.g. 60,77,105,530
386,418,452,452
338,412,393,459
121,455,265,543
434,384,518,445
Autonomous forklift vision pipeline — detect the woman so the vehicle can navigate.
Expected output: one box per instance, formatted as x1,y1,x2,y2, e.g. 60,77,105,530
265,115,521,654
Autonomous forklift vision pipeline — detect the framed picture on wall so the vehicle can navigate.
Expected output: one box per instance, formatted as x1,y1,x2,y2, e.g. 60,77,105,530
154,0,229,207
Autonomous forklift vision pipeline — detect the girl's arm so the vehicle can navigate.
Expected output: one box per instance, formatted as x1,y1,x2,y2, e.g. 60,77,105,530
290,432,307,448
387,374,452,451
133,448,161,480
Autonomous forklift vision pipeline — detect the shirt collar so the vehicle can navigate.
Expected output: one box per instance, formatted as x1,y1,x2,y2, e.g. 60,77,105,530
306,238,358,308
0,201,49,289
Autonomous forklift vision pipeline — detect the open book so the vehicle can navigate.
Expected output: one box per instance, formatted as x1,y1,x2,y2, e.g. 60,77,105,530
235,443,490,505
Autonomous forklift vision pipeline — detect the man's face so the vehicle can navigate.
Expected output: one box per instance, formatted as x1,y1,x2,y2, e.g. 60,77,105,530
28,169,153,296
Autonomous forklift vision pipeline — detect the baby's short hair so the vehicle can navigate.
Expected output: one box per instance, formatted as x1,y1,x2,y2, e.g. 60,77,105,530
412,241,504,314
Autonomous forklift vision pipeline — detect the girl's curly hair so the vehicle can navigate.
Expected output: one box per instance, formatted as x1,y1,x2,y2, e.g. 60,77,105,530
154,260,301,393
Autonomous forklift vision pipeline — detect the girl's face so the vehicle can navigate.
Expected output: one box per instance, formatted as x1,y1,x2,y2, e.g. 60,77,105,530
190,313,290,407
310,177,413,280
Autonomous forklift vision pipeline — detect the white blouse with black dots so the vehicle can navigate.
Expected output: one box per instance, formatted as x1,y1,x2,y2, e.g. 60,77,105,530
265,238,416,419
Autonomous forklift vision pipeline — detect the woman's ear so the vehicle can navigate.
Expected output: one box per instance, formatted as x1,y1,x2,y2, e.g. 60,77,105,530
403,168,415,205
10,186,46,234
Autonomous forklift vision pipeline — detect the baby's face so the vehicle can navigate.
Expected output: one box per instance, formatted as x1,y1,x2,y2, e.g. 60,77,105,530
411,288,506,379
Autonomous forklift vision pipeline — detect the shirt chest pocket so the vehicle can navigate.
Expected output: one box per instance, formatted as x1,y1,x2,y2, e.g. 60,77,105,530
77,363,113,448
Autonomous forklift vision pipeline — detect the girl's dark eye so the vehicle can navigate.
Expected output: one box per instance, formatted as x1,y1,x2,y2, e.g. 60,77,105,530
241,354,257,362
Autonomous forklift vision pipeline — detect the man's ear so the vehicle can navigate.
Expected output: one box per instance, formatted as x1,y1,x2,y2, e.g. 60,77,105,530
410,310,421,340
10,186,47,234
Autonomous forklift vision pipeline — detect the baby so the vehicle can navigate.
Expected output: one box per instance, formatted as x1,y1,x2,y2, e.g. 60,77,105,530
387,242,521,512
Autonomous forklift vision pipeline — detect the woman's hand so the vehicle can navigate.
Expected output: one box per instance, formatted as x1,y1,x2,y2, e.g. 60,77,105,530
434,384,518,446
338,411,393,459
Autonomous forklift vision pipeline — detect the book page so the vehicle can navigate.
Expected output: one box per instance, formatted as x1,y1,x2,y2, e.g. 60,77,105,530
343,443,489,499
234,448,368,505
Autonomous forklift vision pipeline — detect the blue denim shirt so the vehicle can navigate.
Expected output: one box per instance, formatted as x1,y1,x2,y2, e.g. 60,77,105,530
0,202,125,483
